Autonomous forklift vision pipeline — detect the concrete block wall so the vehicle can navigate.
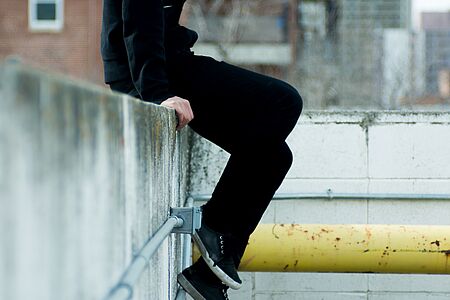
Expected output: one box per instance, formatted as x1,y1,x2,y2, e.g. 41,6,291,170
0,62,190,300
189,111,450,300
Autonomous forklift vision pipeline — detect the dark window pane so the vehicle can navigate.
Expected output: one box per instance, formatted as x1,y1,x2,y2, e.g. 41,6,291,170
37,3,56,21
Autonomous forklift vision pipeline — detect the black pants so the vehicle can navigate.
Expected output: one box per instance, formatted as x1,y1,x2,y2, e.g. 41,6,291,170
110,51,302,259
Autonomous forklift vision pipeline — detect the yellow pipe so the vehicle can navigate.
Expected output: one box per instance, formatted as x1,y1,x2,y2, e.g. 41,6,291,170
193,224,450,274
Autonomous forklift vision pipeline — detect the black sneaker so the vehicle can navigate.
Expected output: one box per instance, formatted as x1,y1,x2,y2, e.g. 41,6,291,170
193,223,242,290
178,264,230,300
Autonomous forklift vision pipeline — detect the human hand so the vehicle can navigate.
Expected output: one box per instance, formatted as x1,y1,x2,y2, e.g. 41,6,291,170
161,96,194,130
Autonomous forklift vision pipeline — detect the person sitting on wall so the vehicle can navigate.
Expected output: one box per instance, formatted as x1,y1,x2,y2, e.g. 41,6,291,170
101,0,303,298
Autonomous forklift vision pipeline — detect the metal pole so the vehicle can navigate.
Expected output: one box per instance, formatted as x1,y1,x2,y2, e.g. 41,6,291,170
190,192,450,202
193,224,450,274
272,192,450,201
106,216,184,300
175,197,195,300
182,197,195,269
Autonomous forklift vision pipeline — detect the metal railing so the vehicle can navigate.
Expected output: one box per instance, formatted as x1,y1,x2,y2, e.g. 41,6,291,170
105,216,184,300
175,197,195,300
104,205,201,300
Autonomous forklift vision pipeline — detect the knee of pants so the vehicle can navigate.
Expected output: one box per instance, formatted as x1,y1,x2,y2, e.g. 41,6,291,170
282,84,303,122
269,81,303,130
289,88,303,120
278,143,294,173
263,142,293,175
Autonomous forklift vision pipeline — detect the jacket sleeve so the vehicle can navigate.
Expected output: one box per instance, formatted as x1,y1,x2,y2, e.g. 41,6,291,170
122,0,174,104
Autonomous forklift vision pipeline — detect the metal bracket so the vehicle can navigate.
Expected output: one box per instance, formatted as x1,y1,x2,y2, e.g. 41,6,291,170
170,207,202,234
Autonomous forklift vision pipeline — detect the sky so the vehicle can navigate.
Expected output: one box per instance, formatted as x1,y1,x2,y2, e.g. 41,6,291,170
412,0,450,28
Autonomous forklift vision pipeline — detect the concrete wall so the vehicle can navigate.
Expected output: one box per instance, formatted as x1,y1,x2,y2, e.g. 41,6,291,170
0,61,190,300
190,111,450,300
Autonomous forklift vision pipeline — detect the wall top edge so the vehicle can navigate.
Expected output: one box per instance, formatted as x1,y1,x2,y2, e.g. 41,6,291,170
0,58,168,110
2,58,109,96
300,110,450,125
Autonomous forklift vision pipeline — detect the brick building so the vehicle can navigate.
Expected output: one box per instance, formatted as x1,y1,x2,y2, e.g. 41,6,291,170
0,0,104,84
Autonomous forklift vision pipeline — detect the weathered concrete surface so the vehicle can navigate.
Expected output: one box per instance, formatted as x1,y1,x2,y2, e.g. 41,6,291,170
190,110,450,300
0,61,190,300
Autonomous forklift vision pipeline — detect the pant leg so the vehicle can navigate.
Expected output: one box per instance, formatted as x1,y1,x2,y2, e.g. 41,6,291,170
166,53,303,243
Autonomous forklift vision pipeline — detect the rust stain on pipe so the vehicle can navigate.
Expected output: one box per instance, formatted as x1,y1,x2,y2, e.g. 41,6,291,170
431,240,441,247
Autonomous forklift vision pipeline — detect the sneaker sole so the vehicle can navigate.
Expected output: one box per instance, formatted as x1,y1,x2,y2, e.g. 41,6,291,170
193,232,242,290
177,273,206,300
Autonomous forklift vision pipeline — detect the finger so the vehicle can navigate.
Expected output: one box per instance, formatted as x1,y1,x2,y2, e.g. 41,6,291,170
184,103,192,121
184,101,194,121
179,106,187,124
182,103,192,123
177,110,187,130
178,120,187,130
176,115,184,130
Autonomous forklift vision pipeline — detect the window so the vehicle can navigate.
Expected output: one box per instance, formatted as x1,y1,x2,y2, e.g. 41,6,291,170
29,0,64,31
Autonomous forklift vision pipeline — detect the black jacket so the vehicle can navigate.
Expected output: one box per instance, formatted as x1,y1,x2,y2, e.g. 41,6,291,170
101,0,198,104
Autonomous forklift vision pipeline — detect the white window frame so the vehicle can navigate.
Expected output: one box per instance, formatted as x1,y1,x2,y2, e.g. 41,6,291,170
29,0,64,32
